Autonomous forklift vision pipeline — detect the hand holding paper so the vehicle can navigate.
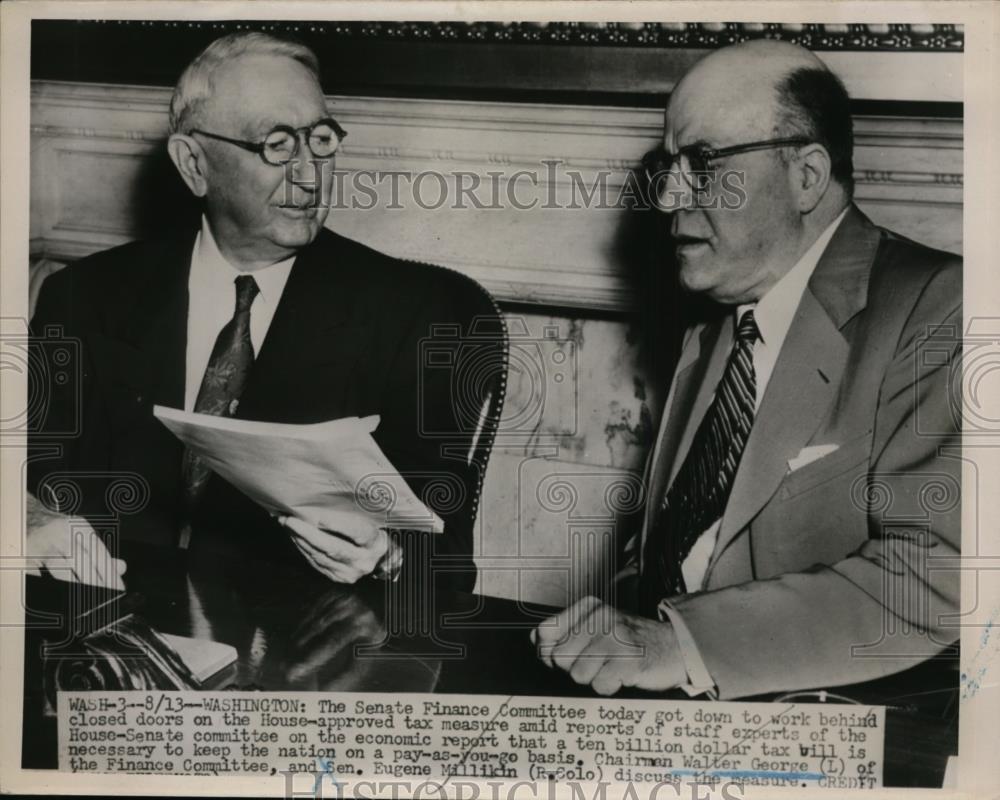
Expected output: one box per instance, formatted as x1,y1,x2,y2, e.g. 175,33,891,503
279,512,389,584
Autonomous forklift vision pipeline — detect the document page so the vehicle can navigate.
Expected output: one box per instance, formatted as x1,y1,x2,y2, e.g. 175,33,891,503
153,406,443,533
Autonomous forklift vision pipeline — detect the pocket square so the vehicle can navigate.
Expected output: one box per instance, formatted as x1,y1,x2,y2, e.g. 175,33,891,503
788,444,839,472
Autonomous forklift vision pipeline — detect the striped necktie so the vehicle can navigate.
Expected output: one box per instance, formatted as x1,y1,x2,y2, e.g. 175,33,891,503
639,309,760,611
182,274,259,511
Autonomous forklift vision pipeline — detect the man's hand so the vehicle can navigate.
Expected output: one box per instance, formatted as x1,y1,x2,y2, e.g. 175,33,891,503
532,596,686,695
279,511,389,584
26,496,126,590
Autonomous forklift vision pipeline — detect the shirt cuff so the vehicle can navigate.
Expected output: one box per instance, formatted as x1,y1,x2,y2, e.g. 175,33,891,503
657,598,718,698
371,531,404,582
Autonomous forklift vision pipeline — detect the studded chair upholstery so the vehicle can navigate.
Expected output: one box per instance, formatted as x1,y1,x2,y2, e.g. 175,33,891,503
392,267,509,593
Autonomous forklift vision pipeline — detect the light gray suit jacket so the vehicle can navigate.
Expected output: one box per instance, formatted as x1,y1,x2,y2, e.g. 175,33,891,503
632,205,961,699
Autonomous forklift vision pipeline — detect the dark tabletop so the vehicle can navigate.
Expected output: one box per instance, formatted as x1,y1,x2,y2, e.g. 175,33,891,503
22,540,958,786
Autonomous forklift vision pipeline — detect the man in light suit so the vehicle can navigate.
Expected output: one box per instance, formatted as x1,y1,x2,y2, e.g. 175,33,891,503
27,32,503,593
535,40,961,698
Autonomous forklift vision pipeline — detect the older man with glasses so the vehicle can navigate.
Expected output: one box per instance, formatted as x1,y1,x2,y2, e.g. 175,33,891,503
535,39,962,701
27,32,500,592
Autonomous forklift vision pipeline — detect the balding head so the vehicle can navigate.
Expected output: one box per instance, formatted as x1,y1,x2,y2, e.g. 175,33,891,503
683,38,825,81
658,40,853,304
668,40,826,152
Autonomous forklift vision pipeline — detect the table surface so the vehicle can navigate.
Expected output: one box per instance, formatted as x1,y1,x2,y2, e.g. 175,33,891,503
22,541,958,786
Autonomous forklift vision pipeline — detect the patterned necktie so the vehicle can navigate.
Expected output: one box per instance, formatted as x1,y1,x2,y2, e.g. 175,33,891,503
182,274,260,507
639,309,760,611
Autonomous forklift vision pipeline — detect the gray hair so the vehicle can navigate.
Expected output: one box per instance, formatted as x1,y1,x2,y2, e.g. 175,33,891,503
168,32,320,135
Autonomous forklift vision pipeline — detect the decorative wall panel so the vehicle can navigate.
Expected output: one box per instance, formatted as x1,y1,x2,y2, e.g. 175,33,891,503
30,80,963,312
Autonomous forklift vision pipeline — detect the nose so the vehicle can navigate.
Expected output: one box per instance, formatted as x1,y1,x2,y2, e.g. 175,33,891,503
286,144,325,194
661,154,697,213
649,155,696,215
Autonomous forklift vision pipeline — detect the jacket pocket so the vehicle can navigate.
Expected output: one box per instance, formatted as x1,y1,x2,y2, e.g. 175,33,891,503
779,430,872,500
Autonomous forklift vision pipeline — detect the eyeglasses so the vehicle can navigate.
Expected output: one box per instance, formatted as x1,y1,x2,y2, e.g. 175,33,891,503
642,137,812,180
189,118,348,166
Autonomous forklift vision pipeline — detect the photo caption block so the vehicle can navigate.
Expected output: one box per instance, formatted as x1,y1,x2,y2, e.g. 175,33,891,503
58,691,884,790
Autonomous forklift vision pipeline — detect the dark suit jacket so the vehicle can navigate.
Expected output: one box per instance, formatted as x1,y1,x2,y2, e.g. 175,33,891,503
630,205,962,698
28,227,506,592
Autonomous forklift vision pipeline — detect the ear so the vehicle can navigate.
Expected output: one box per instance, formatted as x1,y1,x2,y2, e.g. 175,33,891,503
790,143,831,214
167,134,209,198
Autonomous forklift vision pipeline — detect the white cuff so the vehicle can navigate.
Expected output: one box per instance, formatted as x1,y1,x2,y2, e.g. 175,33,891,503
371,531,404,581
658,598,718,698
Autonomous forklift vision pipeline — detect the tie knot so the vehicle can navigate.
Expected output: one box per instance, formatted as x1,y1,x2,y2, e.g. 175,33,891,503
736,309,759,343
234,275,259,313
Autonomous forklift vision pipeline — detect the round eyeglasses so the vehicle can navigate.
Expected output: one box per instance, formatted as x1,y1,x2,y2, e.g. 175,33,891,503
189,118,348,166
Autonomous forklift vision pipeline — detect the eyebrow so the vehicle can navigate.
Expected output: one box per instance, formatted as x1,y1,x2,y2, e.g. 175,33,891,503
243,118,280,138
243,116,327,139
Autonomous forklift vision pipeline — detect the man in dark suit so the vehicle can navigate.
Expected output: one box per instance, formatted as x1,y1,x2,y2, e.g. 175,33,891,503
27,32,502,592
535,40,961,698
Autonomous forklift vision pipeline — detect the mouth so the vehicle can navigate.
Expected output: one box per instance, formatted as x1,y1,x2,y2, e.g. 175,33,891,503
276,204,320,218
673,234,710,255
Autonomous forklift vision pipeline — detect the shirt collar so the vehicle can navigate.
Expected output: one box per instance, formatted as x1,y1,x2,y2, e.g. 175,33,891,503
737,207,850,345
192,216,297,305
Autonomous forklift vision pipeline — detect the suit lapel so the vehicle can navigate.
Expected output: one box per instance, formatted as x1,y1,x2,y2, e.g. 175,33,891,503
123,231,194,409
641,317,729,547
667,320,731,490
707,205,880,570
237,231,362,420
713,290,848,555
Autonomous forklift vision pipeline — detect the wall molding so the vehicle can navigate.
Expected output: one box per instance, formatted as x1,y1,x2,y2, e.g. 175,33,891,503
49,20,966,52
30,80,963,312
33,21,964,105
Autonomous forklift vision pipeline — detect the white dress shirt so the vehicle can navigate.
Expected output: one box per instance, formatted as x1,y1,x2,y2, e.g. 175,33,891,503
659,207,849,695
184,217,296,411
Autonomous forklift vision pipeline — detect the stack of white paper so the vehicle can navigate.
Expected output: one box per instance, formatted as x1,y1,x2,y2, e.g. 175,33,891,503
154,406,443,533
